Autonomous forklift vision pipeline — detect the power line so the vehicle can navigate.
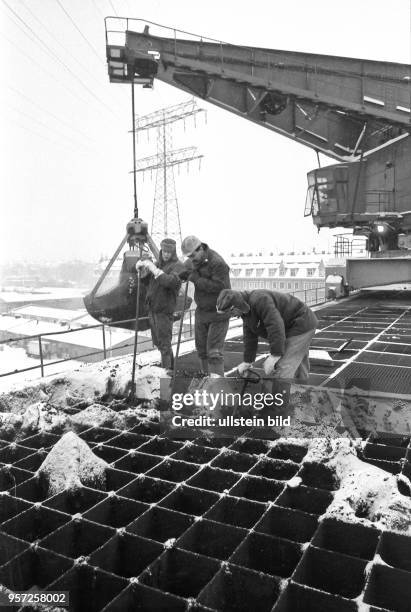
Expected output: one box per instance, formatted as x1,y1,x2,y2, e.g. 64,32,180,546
19,0,111,93
3,101,98,154
108,1,119,17
1,0,119,118
5,117,78,152
55,0,106,68
7,85,96,144
0,30,90,108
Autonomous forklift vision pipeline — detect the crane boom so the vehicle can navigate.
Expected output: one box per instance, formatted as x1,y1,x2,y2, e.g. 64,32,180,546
105,18,411,287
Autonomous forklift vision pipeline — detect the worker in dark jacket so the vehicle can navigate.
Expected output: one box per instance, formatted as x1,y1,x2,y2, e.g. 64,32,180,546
136,238,185,370
180,236,231,376
216,289,318,381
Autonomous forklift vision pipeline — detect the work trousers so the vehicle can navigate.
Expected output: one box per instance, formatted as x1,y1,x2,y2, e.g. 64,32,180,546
195,311,229,376
149,312,174,370
272,328,316,382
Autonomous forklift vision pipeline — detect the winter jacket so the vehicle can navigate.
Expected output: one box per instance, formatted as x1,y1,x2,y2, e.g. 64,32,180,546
187,245,231,312
145,252,184,314
241,290,318,361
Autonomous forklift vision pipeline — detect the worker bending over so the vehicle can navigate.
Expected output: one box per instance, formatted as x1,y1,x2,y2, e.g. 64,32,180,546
136,238,184,370
180,236,231,377
216,289,318,381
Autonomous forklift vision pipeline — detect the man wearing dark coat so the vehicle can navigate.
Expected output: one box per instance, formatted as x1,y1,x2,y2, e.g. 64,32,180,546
136,238,184,370
180,236,231,377
216,288,318,381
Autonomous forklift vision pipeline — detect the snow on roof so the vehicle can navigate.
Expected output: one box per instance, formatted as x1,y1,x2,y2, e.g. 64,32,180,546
12,306,88,321
46,327,148,350
0,287,86,303
0,316,65,337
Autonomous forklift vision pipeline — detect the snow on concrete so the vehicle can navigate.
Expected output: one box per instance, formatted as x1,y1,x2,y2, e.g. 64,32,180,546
305,438,411,533
37,431,108,496
0,354,166,440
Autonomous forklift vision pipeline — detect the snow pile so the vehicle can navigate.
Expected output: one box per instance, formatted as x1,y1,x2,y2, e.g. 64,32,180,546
37,431,108,496
0,359,166,439
305,438,411,533
69,404,124,430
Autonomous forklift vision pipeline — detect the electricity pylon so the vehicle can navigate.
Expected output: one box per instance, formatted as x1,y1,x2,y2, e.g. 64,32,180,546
133,100,204,247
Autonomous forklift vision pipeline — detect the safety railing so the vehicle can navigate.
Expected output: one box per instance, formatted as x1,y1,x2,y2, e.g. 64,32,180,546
0,287,326,380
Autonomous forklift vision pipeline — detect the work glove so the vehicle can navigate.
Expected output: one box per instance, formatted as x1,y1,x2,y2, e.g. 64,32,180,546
263,354,281,375
135,260,146,271
136,259,157,274
188,270,200,283
179,259,194,281
237,362,253,376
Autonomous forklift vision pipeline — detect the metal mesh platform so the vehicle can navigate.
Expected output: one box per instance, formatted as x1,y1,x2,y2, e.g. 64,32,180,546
1,419,410,612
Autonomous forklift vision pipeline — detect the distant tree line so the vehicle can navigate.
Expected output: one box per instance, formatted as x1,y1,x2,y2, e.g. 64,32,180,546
0,261,96,289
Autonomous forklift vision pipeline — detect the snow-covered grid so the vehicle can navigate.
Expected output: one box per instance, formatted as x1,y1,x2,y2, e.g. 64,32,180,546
0,419,410,611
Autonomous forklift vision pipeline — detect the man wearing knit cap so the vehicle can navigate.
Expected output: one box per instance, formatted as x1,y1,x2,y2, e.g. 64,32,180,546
180,236,231,377
216,288,318,381
136,238,185,370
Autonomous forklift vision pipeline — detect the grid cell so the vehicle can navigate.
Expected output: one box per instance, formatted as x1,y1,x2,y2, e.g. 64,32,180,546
276,484,333,515
199,563,282,612
146,459,199,483
79,427,121,444
177,518,247,560
138,437,183,457
0,547,71,592
18,432,60,450
113,452,163,475
0,466,32,492
0,532,28,566
159,484,219,516
140,548,220,599
89,532,163,578
91,444,129,464
107,432,151,450
293,546,367,598
274,581,358,612
204,495,266,529
378,531,411,572
127,506,194,543
250,458,299,481
118,476,175,504
172,444,219,464
230,532,303,578
49,565,127,612
255,505,318,543
84,495,149,529
44,486,107,515
210,450,258,473
229,475,284,503
363,564,411,612
100,582,188,611
40,518,115,558
187,466,241,492
312,518,380,559
267,442,308,463
0,444,36,464
0,494,32,524
1,505,70,543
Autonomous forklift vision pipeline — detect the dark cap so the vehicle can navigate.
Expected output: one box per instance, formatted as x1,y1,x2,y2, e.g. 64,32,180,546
216,289,248,313
160,238,177,252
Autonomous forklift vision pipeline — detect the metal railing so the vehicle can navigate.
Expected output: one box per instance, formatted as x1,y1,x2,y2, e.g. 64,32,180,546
0,287,326,379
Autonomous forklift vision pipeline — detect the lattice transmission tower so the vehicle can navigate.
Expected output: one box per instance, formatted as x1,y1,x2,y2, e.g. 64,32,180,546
134,100,204,246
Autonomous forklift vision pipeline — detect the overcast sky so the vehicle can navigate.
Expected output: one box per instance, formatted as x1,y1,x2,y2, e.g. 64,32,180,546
1,0,410,265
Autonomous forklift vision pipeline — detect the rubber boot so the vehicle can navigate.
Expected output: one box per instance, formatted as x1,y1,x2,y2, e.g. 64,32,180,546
200,359,209,376
208,360,225,377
